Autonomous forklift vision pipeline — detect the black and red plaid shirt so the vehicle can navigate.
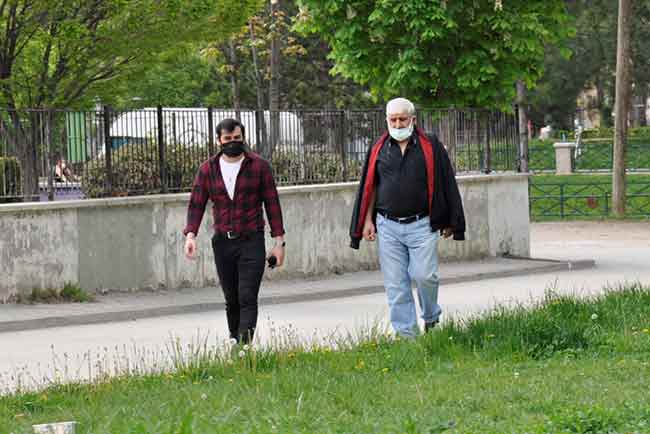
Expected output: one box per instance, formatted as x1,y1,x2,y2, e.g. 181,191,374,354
183,152,285,238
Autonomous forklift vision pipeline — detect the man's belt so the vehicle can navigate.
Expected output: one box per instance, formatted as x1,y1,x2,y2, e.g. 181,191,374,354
213,231,258,241
377,210,429,224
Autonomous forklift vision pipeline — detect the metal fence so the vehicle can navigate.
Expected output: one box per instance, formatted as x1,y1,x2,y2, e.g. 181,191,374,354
529,180,650,220
529,138,650,173
0,107,519,202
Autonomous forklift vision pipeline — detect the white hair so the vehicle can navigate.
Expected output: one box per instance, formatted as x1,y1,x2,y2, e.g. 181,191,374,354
386,98,416,116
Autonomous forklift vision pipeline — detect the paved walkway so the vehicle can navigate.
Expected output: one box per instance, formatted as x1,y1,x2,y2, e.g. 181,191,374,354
0,256,593,333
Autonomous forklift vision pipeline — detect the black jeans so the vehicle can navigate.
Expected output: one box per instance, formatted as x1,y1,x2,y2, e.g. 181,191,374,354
211,232,266,344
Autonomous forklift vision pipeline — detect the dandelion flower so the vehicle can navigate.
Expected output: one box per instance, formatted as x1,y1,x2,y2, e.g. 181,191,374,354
243,345,250,351
239,350,246,358
201,393,207,400
591,313,599,321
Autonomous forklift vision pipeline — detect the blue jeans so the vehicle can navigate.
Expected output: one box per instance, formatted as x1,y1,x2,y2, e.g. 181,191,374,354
376,213,441,337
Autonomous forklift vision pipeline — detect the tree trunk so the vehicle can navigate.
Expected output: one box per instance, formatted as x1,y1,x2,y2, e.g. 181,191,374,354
227,39,241,120
595,78,609,128
516,80,529,172
631,93,643,127
268,0,281,160
639,84,648,127
7,112,40,202
613,0,632,217
249,20,268,156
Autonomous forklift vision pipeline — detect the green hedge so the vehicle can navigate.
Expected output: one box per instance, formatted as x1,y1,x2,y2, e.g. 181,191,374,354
554,126,650,141
81,143,208,198
0,156,21,199
271,150,363,185
81,144,364,198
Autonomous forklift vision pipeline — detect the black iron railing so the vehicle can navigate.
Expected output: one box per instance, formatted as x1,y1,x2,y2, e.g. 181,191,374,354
530,180,650,220
0,107,520,202
529,138,650,173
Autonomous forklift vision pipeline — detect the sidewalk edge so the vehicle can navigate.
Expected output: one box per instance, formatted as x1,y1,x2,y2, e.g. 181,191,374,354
0,259,595,333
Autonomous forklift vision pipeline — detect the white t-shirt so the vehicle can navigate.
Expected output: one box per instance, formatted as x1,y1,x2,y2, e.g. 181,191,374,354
219,156,244,200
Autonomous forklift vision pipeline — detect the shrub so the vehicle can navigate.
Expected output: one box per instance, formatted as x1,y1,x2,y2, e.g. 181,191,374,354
82,143,363,197
0,156,21,200
15,282,94,303
575,126,650,140
271,149,363,185
81,142,208,198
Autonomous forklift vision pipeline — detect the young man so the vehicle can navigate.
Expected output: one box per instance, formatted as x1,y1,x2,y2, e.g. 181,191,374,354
183,118,286,344
349,98,466,338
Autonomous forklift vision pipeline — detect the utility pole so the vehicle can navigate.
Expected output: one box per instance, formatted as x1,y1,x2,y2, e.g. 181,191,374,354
613,0,632,217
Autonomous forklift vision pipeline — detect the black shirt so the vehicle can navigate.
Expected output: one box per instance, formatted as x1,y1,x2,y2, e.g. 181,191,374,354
375,135,429,218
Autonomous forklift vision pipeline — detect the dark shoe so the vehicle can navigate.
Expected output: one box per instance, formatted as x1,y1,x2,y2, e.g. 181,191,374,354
424,320,439,333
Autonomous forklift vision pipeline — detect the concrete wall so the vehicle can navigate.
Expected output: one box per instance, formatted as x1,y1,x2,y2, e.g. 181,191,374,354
0,173,529,301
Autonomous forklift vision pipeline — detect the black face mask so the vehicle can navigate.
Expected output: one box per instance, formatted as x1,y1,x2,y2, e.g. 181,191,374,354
221,140,245,157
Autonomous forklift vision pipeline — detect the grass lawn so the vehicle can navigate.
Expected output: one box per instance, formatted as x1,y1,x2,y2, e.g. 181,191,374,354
528,138,650,172
530,173,650,221
3,285,650,433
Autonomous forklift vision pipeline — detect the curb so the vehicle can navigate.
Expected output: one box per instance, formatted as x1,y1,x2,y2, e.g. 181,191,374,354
0,258,595,333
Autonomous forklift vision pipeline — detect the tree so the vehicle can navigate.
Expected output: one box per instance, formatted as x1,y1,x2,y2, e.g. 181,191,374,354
0,0,261,197
576,0,618,128
630,1,650,126
268,0,281,157
295,0,574,110
106,45,229,108
125,0,373,111
613,0,632,217
528,0,650,130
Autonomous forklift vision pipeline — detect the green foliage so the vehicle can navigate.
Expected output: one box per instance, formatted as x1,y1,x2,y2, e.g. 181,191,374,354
0,156,21,200
528,0,617,129
96,0,375,110
527,139,556,172
0,0,263,109
271,150,363,185
296,0,573,110
15,282,94,304
106,46,229,108
578,126,650,140
81,143,209,198
82,142,363,198
528,1,650,130
530,174,650,221
3,284,650,432
529,132,650,174
527,43,588,130
59,282,94,303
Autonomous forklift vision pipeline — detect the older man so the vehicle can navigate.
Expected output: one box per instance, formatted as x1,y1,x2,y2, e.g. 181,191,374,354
349,98,466,337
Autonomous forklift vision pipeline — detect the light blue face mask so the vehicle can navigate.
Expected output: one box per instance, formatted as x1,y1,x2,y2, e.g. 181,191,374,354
388,121,414,142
